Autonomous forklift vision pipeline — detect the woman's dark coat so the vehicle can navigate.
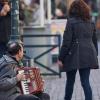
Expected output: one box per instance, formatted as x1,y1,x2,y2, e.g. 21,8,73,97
59,18,99,72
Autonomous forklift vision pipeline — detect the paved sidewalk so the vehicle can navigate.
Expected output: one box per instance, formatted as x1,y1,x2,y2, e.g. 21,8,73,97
44,69,100,100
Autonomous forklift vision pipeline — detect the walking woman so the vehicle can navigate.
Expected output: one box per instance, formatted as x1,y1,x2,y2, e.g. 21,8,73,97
58,0,99,100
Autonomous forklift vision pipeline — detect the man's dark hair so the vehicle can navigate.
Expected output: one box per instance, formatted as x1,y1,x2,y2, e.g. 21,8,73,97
7,41,22,56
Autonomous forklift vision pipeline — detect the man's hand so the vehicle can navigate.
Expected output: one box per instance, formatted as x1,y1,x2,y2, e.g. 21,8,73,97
0,8,7,16
16,73,25,82
3,3,10,12
0,3,10,16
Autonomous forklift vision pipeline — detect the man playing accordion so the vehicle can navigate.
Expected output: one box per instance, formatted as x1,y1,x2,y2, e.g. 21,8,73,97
0,41,50,100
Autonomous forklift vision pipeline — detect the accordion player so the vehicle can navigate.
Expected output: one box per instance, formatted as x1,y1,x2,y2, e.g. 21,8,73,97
18,67,44,95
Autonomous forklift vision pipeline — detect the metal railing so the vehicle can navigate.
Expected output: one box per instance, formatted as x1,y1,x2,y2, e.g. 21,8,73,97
22,34,61,77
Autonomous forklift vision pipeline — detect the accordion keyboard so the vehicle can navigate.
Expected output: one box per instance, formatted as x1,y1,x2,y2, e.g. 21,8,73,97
18,70,30,94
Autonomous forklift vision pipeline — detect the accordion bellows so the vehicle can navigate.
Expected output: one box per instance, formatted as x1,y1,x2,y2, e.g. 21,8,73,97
18,67,44,94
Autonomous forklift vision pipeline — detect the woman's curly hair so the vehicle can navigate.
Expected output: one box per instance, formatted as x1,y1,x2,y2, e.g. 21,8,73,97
68,0,91,21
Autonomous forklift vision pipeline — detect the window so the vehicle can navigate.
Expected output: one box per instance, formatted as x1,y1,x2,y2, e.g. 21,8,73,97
51,0,67,19
20,0,45,27
19,0,67,28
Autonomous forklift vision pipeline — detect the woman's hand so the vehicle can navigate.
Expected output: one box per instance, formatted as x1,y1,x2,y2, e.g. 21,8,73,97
58,60,63,68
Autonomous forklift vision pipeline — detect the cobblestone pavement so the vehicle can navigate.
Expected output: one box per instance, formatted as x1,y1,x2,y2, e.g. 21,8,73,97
44,69,100,100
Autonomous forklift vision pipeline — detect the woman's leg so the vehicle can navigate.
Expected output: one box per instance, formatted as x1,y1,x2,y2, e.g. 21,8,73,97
64,70,77,100
79,68,92,100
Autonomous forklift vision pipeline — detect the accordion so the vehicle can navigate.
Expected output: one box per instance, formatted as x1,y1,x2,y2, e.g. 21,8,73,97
18,67,44,94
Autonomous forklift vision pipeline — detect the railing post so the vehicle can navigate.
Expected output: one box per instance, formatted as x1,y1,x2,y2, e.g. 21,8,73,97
10,0,20,41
